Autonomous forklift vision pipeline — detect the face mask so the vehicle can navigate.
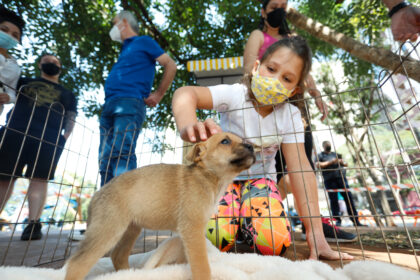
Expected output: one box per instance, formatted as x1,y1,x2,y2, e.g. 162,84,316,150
266,8,290,35
0,30,18,50
109,21,123,43
41,63,61,76
251,66,296,105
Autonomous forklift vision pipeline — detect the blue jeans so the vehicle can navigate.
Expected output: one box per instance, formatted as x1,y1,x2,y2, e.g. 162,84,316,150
98,98,145,186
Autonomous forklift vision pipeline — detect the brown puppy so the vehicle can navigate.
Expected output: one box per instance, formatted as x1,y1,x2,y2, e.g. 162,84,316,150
65,132,255,280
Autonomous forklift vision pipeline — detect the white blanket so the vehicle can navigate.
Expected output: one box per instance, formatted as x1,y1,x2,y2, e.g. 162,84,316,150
1,240,419,280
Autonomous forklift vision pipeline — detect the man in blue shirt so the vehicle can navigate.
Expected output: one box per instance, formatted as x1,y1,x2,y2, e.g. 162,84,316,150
99,10,177,186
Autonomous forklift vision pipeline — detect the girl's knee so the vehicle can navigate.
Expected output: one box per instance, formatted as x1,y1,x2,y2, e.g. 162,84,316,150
206,216,238,252
242,219,291,256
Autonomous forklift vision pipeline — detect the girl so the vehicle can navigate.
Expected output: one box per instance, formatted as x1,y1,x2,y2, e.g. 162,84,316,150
172,36,353,260
244,0,365,233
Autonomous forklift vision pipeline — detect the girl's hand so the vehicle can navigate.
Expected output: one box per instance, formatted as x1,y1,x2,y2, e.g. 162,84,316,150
180,119,222,143
314,96,328,122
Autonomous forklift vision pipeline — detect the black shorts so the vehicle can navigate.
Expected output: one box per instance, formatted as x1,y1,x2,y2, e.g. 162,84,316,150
0,127,65,181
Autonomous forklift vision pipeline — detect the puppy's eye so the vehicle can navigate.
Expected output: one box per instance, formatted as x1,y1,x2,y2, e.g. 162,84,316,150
221,138,231,145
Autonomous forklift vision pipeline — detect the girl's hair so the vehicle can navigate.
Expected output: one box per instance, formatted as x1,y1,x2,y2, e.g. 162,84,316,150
242,36,312,112
258,0,291,36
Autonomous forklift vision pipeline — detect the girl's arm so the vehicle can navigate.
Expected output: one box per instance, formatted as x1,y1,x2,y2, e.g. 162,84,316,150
172,86,222,143
282,143,321,237
243,30,264,74
305,74,328,121
282,142,353,260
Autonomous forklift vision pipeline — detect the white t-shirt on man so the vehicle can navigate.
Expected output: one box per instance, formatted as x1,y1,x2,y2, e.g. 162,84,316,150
209,83,304,182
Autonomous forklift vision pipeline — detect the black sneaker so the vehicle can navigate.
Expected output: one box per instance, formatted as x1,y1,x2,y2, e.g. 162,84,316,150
21,220,43,241
302,217,357,243
322,218,357,242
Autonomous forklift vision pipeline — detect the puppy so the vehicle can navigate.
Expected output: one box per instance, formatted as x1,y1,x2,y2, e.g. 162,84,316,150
65,132,255,280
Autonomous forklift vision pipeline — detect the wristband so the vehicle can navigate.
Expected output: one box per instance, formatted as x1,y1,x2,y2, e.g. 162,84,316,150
388,1,411,18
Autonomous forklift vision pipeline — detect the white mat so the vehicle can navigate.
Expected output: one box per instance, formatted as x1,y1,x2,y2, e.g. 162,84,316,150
1,240,419,280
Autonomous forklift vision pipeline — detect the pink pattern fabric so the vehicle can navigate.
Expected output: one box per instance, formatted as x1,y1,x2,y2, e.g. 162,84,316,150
258,32,279,60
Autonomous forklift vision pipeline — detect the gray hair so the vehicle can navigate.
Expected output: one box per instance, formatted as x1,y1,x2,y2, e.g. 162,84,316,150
117,10,139,34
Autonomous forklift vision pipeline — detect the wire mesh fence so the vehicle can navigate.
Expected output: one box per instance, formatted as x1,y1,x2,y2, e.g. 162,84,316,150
0,41,419,271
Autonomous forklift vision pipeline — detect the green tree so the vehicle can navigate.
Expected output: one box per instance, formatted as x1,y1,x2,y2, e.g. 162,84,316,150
4,0,418,125
4,0,418,227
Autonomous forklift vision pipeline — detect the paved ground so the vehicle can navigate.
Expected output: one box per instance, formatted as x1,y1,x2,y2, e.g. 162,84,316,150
0,227,419,272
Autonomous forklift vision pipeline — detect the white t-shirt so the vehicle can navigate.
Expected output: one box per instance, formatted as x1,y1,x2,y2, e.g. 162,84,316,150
209,83,304,182
0,54,20,115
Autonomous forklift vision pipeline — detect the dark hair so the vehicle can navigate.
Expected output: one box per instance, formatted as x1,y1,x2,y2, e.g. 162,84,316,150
0,6,25,38
38,52,62,66
261,36,312,90
242,36,312,113
258,0,291,36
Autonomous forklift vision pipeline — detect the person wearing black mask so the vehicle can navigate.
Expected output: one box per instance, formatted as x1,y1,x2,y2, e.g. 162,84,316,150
316,141,365,228
243,0,358,243
0,53,77,240
0,6,25,116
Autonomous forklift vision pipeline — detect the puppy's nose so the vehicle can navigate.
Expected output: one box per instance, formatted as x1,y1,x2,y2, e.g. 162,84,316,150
243,143,254,153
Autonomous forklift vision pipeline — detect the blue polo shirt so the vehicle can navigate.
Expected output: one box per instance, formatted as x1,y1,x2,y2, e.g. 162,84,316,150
104,35,165,101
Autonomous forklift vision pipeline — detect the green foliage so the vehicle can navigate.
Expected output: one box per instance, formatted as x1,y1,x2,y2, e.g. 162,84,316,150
3,0,396,132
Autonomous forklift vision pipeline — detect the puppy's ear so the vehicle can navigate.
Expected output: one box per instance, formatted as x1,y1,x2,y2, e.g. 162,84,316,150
185,142,207,163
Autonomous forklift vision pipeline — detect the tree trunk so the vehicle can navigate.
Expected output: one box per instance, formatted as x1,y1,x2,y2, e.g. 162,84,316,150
353,157,384,227
361,149,396,227
286,7,420,83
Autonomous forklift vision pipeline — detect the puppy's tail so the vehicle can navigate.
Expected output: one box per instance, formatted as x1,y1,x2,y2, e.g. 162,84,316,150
142,236,187,269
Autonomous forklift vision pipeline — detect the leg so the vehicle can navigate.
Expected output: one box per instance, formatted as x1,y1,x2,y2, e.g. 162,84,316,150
240,178,290,256
0,179,16,214
179,224,211,280
340,189,360,225
111,222,142,270
0,128,25,214
99,105,115,186
112,115,141,177
112,99,145,177
324,178,341,223
206,182,241,252
277,175,292,201
26,135,66,221
143,236,187,269
65,213,131,280
27,179,48,221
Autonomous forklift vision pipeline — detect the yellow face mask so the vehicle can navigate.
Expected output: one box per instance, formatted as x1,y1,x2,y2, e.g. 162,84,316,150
251,68,296,105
